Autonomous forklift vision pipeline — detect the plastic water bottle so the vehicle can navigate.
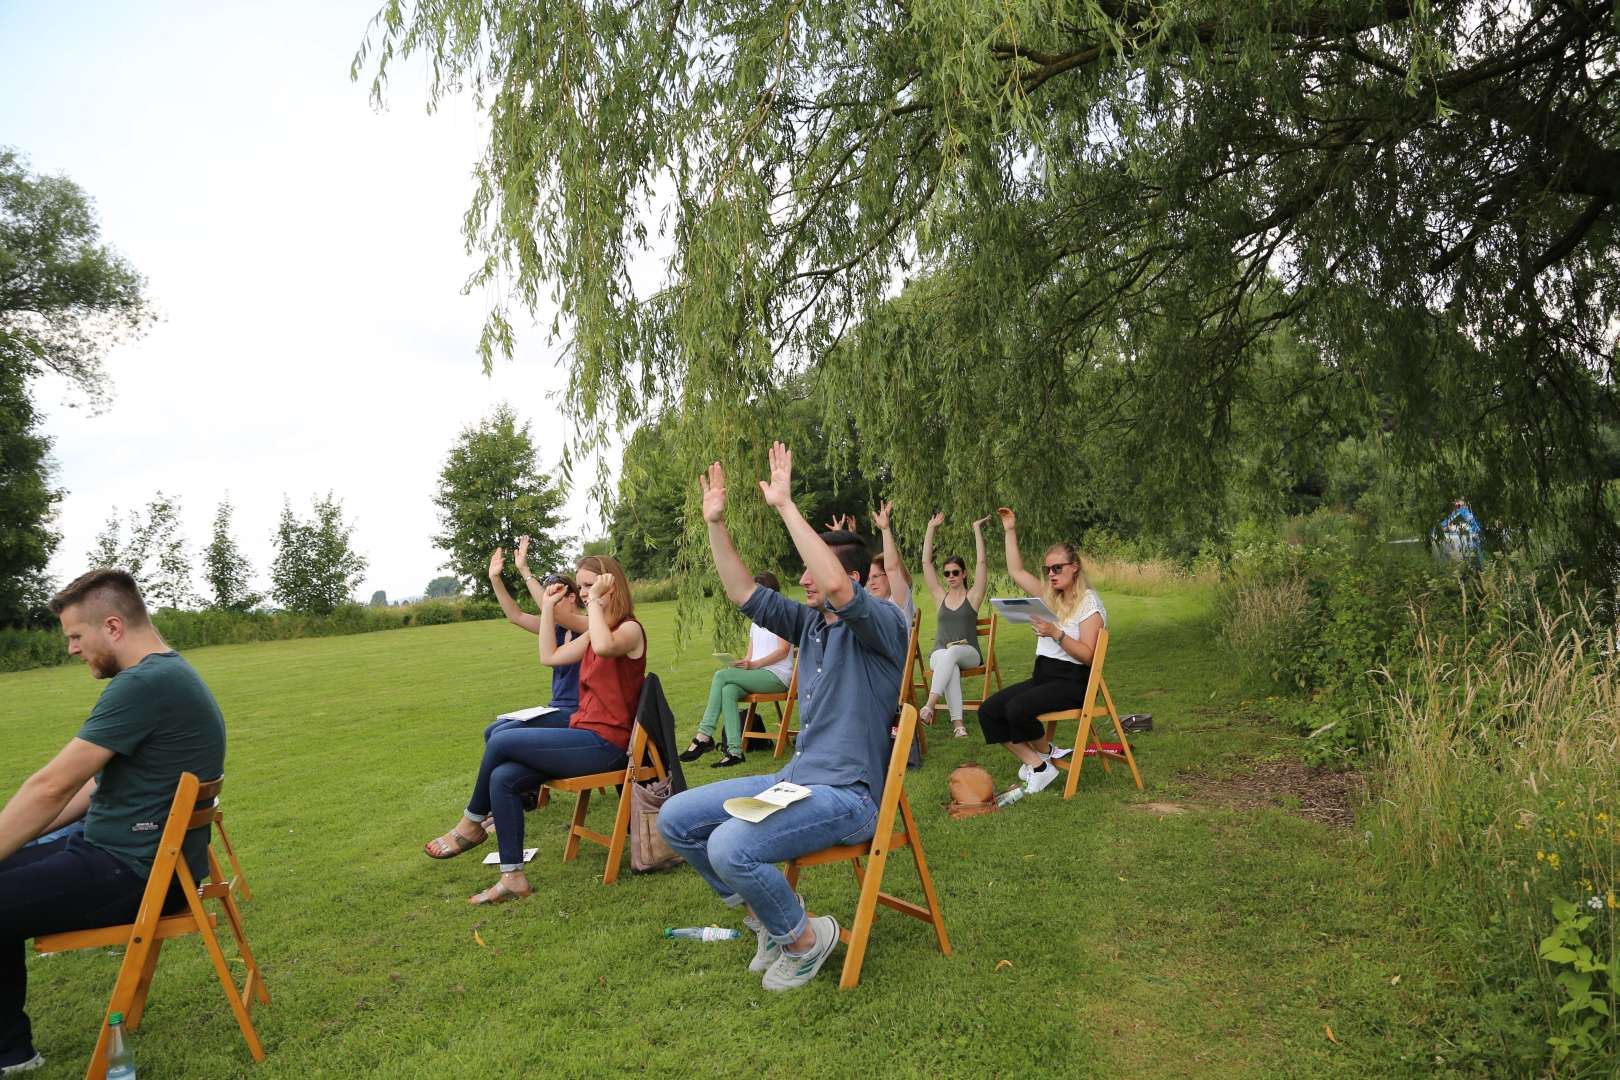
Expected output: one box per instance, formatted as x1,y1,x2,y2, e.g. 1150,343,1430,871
664,926,742,942
106,1012,135,1079
995,786,1025,808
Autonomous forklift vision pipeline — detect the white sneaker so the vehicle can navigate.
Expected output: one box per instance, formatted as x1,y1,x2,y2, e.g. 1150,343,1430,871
1023,761,1061,795
0,1051,43,1075
743,894,804,973
1045,744,1072,761
1016,761,1032,784
761,914,840,990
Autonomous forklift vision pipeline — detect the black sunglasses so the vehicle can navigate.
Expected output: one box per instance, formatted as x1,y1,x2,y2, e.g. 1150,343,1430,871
1043,562,1074,576
943,568,964,577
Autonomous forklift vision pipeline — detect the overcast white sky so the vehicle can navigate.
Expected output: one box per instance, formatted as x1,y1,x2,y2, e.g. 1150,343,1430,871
2,0,618,602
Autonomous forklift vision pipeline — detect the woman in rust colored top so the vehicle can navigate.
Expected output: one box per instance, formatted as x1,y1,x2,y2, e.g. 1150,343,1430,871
422,556,646,904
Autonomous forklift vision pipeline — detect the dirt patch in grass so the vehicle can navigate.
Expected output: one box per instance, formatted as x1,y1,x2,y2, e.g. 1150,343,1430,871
1180,758,1365,828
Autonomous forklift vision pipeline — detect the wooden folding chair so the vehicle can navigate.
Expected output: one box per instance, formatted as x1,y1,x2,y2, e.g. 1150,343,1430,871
541,716,668,885
34,773,268,1080
738,650,800,759
783,704,950,989
1035,628,1144,798
897,610,926,756
910,613,1004,713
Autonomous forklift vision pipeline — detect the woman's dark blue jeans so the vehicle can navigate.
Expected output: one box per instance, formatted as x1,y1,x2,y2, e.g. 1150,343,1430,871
465,722,627,868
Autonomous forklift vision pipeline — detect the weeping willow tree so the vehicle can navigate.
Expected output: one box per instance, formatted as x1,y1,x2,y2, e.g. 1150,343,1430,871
356,0,1620,578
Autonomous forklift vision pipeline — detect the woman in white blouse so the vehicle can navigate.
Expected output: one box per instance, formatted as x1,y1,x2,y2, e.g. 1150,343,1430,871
978,508,1107,795
678,571,794,767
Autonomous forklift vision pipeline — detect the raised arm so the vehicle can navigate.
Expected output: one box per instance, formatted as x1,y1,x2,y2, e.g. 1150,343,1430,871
871,501,912,610
920,512,945,604
999,507,1044,596
702,462,760,607
760,442,854,608
968,515,991,609
488,547,541,633
515,535,585,633
584,574,644,658
538,583,591,668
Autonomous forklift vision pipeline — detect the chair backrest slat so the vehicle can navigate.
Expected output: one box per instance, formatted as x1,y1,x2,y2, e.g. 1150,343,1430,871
1081,628,1110,716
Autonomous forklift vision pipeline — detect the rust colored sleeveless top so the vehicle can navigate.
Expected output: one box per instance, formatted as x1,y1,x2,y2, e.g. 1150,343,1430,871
569,620,646,750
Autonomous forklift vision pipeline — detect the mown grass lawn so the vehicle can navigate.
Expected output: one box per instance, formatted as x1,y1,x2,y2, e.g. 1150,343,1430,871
4,587,1467,1078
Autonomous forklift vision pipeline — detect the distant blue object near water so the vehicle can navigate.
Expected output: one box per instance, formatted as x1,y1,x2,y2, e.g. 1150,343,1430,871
665,926,742,941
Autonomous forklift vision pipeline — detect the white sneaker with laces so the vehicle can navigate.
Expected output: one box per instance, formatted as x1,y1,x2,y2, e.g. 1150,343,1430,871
1023,761,1061,795
1045,744,1072,761
761,914,840,990
743,893,805,973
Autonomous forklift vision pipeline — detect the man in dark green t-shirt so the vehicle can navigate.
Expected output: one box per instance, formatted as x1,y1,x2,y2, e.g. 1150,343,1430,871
0,569,225,1075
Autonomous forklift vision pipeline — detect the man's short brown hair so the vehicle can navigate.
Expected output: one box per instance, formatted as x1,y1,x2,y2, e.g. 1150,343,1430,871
50,569,151,625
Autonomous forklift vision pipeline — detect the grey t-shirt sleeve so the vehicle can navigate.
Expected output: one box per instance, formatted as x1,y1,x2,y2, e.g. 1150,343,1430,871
76,671,152,756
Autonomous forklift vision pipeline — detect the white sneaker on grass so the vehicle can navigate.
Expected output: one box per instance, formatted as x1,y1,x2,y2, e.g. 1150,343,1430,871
743,895,804,973
0,1049,43,1075
1023,761,1061,795
1045,744,1072,761
761,914,840,990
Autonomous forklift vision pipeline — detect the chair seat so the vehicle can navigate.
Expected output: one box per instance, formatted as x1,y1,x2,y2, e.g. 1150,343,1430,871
739,690,790,704
36,910,219,953
544,765,658,792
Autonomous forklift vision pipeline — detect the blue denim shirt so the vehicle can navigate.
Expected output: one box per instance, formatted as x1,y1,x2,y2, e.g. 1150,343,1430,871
740,582,910,801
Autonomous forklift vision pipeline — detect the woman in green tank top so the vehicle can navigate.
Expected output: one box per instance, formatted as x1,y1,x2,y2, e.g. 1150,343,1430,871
919,512,992,737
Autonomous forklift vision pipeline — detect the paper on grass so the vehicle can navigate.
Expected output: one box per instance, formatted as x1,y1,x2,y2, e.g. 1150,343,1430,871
989,597,1059,625
723,782,813,823
495,705,558,723
483,848,538,865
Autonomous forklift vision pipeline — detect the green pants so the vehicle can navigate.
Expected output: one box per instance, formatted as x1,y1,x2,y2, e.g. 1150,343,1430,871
697,667,789,749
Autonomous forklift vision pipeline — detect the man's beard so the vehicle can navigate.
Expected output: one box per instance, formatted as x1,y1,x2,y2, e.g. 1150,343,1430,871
88,653,122,679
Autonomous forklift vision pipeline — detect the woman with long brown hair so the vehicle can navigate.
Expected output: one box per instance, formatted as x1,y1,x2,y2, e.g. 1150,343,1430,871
976,508,1106,796
422,555,647,904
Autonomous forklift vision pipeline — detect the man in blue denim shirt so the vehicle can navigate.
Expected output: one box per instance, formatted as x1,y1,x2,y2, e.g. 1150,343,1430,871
659,442,909,990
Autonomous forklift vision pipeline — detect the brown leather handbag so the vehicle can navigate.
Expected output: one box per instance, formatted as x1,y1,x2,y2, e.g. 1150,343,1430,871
945,763,998,819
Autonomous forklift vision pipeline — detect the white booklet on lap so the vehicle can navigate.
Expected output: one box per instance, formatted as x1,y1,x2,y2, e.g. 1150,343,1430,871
990,597,1058,624
495,705,557,723
724,782,813,823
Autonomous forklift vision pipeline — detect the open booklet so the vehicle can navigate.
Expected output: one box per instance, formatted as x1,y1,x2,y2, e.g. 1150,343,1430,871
989,597,1060,625
723,782,813,823
711,651,740,665
494,705,558,723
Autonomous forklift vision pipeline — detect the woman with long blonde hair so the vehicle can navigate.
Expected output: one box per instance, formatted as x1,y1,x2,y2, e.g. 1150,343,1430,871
423,554,647,904
976,508,1106,796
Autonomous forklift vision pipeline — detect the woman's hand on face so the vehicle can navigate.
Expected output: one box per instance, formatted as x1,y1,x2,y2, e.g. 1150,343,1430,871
997,507,1016,531
589,573,616,601
541,582,567,610
488,547,505,578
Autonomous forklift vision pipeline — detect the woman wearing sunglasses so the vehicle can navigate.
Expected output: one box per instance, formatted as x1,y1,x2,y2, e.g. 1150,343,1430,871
917,511,991,737
976,507,1106,795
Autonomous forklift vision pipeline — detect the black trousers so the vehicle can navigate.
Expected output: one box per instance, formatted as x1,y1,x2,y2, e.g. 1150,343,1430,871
0,835,148,1056
978,657,1090,744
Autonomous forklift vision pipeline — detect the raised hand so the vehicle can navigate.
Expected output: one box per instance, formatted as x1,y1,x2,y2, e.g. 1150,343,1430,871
488,547,505,578
589,572,616,601
515,535,532,572
541,582,568,609
927,511,945,530
758,441,793,509
871,500,892,531
972,514,992,531
700,461,728,523
997,507,1016,531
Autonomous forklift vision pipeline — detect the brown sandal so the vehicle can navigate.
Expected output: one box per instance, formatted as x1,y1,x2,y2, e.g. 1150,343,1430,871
468,879,532,905
423,823,487,860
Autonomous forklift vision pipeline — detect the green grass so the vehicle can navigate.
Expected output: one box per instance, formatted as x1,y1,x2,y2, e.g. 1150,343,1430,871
4,587,1473,1077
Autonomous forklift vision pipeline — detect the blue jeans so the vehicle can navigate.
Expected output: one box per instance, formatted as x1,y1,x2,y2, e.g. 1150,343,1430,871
481,705,576,742
0,835,149,1057
22,822,84,849
466,723,627,869
657,772,878,944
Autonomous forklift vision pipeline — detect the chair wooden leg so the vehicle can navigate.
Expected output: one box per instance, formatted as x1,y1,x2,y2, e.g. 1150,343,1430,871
215,817,251,902
601,781,636,885
898,794,950,956
87,916,160,1079
1064,716,1090,799
1101,681,1144,790
219,892,270,1006
771,703,790,760
179,868,265,1063
563,790,591,862
785,862,802,891
123,938,163,1032
837,844,891,990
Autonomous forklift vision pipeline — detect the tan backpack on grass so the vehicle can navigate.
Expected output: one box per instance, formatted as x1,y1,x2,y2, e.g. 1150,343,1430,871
945,763,998,819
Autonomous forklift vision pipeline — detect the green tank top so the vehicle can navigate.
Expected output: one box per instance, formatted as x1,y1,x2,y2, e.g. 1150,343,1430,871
933,598,979,652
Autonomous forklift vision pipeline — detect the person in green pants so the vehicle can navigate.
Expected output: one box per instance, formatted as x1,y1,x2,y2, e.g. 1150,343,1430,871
679,572,794,767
